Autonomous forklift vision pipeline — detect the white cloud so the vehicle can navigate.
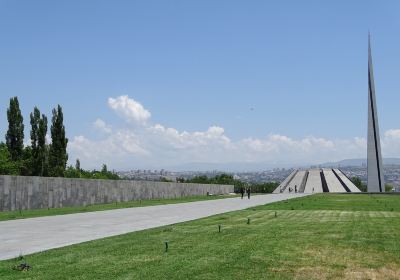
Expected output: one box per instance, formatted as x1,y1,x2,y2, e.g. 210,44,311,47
69,132,149,168
238,135,365,164
68,96,400,170
93,118,112,134
147,124,231,149
385,129,400,139
108,95,151,125
382,129,400,157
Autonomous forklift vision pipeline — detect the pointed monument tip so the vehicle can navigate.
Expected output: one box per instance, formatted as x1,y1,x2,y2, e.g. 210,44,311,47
368,32,372,53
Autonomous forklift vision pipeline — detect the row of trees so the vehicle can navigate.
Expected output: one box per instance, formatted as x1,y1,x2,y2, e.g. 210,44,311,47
65,160,119,180
179,174,279,193
1,97,67,176
1,97,119,180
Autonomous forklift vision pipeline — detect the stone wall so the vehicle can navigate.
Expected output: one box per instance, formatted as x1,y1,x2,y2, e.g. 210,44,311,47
0,175,234,211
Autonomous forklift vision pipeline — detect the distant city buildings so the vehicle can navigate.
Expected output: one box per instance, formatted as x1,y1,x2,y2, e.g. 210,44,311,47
117,165,400,189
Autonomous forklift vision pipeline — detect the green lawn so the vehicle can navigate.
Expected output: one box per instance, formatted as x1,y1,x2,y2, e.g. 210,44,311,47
1,194,400,279
0,194,238,222
259,193,400,212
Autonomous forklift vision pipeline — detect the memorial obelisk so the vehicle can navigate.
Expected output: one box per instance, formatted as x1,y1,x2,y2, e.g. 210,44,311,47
367,34,385,192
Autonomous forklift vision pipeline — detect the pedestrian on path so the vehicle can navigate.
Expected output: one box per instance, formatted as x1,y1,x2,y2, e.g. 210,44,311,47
240,187,245,199
247,187,251,199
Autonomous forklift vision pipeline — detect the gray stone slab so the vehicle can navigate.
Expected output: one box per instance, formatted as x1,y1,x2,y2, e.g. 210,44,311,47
304,169,323,193
333,169,361,193
323,169,346,193
0,175,233,211
274,170,297,193
0,193,310,260
284,171,306,193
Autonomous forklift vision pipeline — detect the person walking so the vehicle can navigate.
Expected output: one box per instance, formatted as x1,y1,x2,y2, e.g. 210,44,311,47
240,187,245,199
247,187,251,199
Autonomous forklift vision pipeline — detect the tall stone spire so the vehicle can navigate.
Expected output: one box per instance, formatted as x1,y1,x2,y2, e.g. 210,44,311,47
367,34,385,192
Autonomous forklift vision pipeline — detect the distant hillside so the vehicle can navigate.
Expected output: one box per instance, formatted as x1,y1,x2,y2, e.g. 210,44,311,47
320,158,400,167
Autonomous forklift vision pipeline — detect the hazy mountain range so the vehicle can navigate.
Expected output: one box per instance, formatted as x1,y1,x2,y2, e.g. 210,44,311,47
319,158,400,167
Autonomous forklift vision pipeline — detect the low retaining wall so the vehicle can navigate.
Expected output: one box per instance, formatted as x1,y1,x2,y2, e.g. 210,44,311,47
0,175,234,211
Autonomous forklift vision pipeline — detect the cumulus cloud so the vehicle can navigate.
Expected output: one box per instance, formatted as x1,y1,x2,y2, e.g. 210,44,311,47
69,132,149,166
68,95,400,170
384,129,400,139
108,95,151,125
382,129,400,157
93,118,112,134
237,135,366,164
147,124,231,149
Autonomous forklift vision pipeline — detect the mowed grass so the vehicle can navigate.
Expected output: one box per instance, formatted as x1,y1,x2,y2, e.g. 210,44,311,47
0,194,238,222
259,193,400,212
1,194,400,279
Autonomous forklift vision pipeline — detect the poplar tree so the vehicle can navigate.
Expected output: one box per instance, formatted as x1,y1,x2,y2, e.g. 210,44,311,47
6,97,24,161
49,105,68,177
75,159,81,171
38,114,48,176
30,107,40,174
30,107,48,176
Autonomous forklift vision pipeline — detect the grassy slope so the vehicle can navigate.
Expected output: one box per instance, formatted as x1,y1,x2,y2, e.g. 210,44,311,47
0,194,237,222
1,194,400,280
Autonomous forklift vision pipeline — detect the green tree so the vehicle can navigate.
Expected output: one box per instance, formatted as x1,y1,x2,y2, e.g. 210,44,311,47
176,177,185,183
351,176,367,192
250,182,279,193
75,159,81,171
49,105,68,177
31,107,49,176
30,107,40,153
20,146,33,175
6,97,24,161
65,165,81,178
185,173,245,192
38,115,48,176
0,143,19,175
65,161,119,180
30,107,48,176
385,184,393,192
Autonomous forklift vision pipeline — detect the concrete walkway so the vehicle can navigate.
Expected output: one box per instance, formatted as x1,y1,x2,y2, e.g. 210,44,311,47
0,193,309,260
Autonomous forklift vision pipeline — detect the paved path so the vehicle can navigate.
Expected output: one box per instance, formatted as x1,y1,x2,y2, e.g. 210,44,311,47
0,193,309,260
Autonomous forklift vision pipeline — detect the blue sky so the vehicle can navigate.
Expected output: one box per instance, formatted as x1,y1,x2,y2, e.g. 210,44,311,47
1,1,400,170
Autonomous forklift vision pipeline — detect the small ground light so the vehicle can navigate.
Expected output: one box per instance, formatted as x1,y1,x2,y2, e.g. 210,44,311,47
164,241,169,252
247,218,250,224
218,225,221,233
